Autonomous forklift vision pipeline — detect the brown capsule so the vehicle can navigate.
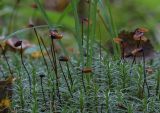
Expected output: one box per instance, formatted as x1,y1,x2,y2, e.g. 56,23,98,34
39,74,45,78
31,3,38,9
28,24,34,28
14,41,22,47
59,56,69,62
133,28,149,41
6,37,32,51
81,18,92,25
50,30,63,40
82,67,92,73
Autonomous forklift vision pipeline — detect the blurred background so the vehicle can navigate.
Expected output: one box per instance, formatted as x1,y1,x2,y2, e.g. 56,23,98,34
0,0,160,50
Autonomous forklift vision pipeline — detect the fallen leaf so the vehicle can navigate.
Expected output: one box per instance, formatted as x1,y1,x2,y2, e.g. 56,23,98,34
5,36,33,52
114,28,155,59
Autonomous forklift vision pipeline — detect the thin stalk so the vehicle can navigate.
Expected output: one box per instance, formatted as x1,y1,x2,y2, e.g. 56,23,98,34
156,71,160,95
121,43,125,60
81,73,86,93
130,38,142,75
86,1,91,65
142,50,150,97
40,77,47,106
66,62,73,87
39,36,54,70
51,38,62,104
79,89,84,113
100,104,103,113
32,67,38,113
20,44,32,95
99,25,102,65
17,71,24,109
0,45,13,75
59,61,73,98
107,60,112,89
122,62,126,89
98,24,102,83
97,11,110,35
105,89,109,113
33,28,50,74
82,21,84,46
48,80,56,112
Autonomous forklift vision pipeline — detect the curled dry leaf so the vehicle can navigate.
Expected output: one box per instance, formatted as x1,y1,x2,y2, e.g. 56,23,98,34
114,28,155,59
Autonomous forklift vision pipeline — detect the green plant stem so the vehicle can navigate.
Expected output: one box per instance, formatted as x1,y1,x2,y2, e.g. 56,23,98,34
66,62,73,87
81,73,86,93
81,21,84,46
142,50,150,97
3,53,13,76
156,71,160,95
39,36,54,69
130,38,142,75
40,77,47,106
59,61,73,98
86,1,91,66
0,67,5,77
0,45,13,75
